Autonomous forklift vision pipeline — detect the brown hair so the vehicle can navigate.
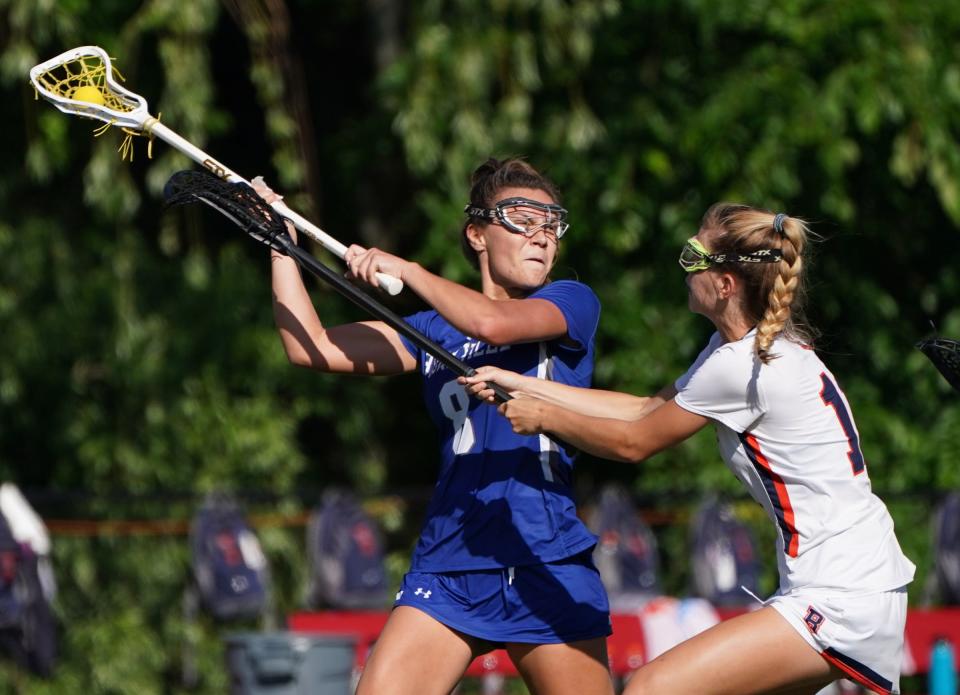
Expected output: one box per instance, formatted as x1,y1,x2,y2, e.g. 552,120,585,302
461,157,562,269
700,203,817,363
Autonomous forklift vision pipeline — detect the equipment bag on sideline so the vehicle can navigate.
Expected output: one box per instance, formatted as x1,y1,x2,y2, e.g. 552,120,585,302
0,514,23,631
190,492,270,621
689,496,761,606
0,504,57,677
306,489,388,610
931,490,960,605
588,484,660,609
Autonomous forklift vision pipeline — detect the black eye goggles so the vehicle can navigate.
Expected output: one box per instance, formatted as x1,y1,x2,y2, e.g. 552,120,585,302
679,237,783,273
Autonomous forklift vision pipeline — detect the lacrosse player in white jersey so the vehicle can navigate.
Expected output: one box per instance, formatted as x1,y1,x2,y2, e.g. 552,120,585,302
464,203,916,695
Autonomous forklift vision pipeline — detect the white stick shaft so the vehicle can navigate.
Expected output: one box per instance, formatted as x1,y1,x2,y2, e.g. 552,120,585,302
149,122,403,295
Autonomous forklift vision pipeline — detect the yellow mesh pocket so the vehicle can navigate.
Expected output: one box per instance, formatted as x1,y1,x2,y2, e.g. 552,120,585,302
33,53,135,113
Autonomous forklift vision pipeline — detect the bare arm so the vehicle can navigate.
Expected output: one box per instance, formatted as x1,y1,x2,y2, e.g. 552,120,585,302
498,396,709,463
254,176,566,348
271,250,417,375
345,246,569,346
254,178,417,375
462,366,678,420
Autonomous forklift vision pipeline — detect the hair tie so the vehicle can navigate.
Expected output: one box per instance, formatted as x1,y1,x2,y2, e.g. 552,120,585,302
773,213,787,236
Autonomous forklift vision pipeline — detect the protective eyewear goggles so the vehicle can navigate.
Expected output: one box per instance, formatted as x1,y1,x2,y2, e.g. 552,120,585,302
679,237,783,273
464,197,569,239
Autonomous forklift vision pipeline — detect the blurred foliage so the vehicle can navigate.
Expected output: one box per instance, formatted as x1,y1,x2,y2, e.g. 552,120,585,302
0,0,958,691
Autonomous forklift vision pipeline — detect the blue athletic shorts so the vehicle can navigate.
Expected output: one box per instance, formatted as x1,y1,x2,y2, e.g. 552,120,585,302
393,549,611,644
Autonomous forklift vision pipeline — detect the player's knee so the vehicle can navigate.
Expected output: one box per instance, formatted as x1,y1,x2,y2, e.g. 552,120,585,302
354,661,400,695
353,670,380,695
622,664,672,695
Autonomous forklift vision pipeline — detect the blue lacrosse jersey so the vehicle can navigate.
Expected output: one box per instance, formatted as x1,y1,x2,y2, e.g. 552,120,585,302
399,280,601,571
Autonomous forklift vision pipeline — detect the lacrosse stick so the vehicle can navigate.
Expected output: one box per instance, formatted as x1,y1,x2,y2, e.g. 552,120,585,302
163,169,513,403
917,336,960,394
29,45,403,296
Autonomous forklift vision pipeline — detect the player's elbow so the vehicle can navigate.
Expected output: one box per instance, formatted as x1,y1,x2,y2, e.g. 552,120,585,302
617,437,653,465
279,334,319,369
469,315,513,347
284,348,313,368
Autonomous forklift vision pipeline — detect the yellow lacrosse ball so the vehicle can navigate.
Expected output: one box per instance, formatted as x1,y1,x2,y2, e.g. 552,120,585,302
73,85,106,106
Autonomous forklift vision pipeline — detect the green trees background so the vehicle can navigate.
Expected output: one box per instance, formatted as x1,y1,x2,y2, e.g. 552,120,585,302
1,0,958,692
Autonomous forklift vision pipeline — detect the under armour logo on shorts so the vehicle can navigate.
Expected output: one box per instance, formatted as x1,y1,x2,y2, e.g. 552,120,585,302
804,606,825,634
414,587,432,599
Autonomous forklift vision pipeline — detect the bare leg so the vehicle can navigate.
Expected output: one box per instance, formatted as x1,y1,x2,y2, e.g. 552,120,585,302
771,685,842,695
623,607,845,695
507,637,615,695
356,606,483,695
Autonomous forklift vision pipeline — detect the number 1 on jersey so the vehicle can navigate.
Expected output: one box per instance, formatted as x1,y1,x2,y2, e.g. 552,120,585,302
819,373,865,475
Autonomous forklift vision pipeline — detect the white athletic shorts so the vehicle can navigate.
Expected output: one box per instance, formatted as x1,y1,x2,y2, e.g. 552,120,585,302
768,586,908,695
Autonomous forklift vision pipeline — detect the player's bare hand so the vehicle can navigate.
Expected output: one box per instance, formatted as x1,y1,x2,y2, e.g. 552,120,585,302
497,397,550,435
344,245,412,289
250,176,297,243
250,175,282,204
460,366,527,403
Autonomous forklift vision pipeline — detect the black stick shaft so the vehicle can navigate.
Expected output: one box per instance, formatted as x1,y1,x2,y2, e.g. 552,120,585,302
280,237,513,403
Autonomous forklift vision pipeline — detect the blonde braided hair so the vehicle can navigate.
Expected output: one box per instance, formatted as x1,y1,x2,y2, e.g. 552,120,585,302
700,204,815,363
755,216,805,361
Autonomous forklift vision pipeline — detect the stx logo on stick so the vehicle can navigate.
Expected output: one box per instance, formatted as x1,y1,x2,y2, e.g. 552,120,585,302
202,158,229,179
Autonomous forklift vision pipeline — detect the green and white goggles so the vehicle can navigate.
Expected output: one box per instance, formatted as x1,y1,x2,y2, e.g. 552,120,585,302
464,197,569,239
679,237,783,273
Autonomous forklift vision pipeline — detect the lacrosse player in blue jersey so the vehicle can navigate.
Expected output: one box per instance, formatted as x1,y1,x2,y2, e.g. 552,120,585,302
256,158,613,695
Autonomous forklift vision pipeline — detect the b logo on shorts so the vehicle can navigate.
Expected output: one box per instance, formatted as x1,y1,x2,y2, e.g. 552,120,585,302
804,606,825,634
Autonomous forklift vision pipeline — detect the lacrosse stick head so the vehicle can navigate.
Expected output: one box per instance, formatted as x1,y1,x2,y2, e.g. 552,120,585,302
29,45,151,130
917,336,960,393
164,170,292,252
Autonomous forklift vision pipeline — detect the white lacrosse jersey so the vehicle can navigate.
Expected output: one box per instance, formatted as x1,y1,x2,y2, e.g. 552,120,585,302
675,330,915,594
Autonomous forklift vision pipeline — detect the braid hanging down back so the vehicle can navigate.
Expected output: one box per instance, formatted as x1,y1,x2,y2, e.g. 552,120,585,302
755,219,805,363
